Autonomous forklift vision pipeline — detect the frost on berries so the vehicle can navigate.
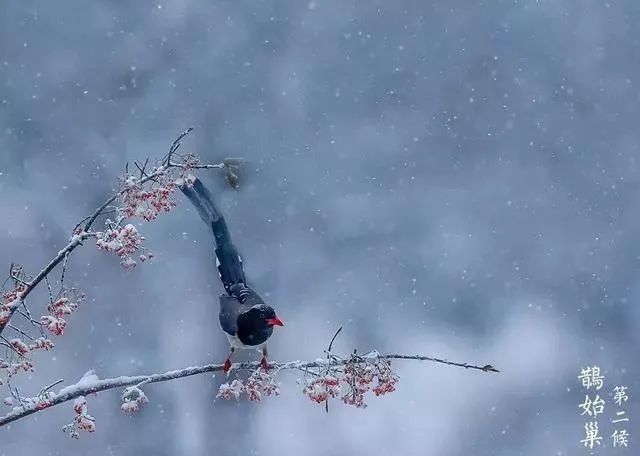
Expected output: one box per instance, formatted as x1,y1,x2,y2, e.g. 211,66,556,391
118,163,195,223
48,297,78,318
39,290,83,336
40,315,67,336
29,337,55,351
302,375,341,404
63,396,96,438
216,379,244,401
302,357,399,409
216,369,280,402
95,222,146,269
94,163,198,269
9,338,30,357
121,385,149,414
1,284,25,326
119,173,177,222
245,369,280,402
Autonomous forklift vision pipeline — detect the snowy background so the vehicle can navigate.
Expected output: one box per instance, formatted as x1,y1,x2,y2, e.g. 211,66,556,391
1,1,638,455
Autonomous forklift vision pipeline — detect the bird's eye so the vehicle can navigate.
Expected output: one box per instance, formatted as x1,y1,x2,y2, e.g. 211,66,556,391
260,313,265,319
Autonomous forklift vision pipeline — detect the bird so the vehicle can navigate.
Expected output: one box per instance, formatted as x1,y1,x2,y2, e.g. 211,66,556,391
180,177,283,373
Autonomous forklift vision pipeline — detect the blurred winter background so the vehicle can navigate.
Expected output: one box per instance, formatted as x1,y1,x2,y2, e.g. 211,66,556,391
0,0,638,454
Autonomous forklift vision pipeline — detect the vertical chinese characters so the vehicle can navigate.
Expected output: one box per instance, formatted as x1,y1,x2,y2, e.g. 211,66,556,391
610,385,630,448
578,366,605,450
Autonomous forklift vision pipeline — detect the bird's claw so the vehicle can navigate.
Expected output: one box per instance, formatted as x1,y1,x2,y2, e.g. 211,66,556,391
260,357,269,372
223,358,232,374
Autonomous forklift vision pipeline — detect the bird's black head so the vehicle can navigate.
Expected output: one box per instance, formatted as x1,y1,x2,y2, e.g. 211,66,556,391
236,304,284,346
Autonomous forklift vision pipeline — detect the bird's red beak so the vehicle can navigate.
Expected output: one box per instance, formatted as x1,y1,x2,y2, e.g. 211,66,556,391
266,316,284,327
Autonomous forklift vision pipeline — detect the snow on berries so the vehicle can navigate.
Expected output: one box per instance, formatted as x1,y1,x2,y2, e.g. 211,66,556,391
302,375,341,404
8,338,30,358
0,284,26,326
0,332,53,379
95,222,147,269
48,297,77,318
29,337,55,351
117,165,191,222
38,290,82,337
216,368,280,402
215,354,398,408
93,164,198,270
121,385,149,414
0,308,10,327
245,369,280,401
41,315,67,336
302,356,400,409
216,379,245,400
63,396,96,438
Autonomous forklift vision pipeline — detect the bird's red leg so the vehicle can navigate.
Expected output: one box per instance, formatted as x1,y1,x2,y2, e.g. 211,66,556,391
223,348,235,374
260,346,269,371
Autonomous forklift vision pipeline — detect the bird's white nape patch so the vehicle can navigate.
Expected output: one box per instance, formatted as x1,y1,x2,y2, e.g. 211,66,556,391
215,256,223,280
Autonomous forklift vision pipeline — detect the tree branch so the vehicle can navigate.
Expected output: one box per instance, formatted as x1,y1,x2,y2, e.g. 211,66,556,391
0,127,234,337
0,232,91,336
0,353,498,427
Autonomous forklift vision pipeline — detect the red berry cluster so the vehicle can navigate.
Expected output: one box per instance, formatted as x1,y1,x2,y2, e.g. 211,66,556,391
0,334,56,378
303,358,399,409
40,315,66,336
0,284,26,326
95,223,146,270
39,291,84,336
120,386,149,414
216,368,280,402
48,297,78,318
29,337,55,351
216,379,244,400
62,396,96,439
245,369,280,402
119,169,179,222
302,375,341,404
0,358,33,377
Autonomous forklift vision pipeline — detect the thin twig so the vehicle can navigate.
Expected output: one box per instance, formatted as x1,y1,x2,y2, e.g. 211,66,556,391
165,126,194,166
133,159,154,181
385,354,500,372
58,252,70,297
168,161,225,170
15,308,42,328
44,276,54,307
72,209,118,232
7,324,35,341
8,264,29,287
325,326,343,413
327,327,342,353
38,379,64,398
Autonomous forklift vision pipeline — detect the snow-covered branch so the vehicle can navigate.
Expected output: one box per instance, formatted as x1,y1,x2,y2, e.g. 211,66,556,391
0,352,498,429
0,129,214,337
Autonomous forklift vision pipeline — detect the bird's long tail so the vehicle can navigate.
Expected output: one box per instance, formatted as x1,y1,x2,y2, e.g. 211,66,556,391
180,178,246,292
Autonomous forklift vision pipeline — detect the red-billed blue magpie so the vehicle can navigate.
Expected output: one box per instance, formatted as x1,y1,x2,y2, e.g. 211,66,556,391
180,178,283,373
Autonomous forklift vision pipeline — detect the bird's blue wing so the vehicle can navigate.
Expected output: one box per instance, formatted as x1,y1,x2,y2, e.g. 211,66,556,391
219,294,243,336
